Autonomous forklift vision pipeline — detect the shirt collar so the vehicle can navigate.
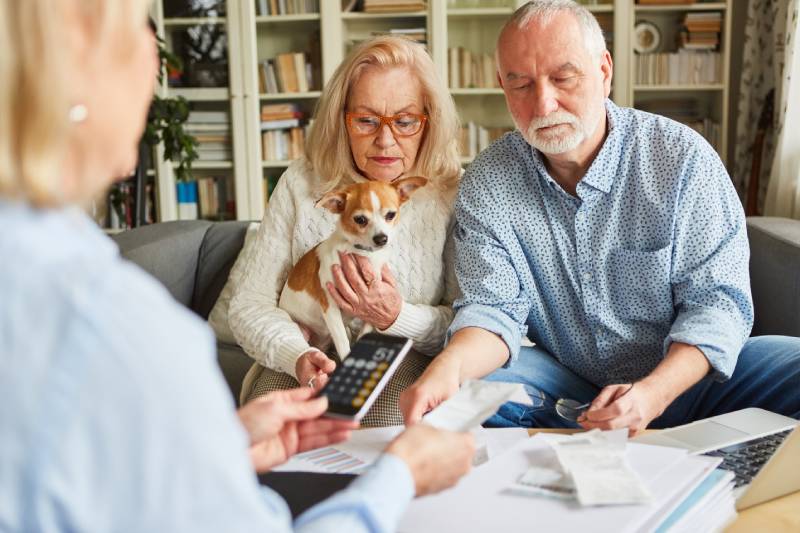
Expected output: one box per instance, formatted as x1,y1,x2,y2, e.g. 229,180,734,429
529,99,625,195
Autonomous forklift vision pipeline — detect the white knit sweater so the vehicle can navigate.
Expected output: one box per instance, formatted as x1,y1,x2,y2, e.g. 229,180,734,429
228,159,459,379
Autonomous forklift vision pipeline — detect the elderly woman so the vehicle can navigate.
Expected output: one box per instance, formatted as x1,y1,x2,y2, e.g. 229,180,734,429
0,1,474,530
225,36,461,426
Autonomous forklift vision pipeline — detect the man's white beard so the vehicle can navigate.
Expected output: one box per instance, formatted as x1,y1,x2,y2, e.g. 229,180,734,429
516,110,599,155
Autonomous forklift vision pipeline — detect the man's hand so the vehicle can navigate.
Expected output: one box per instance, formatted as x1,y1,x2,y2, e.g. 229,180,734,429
385,424,475,496
399,357,461,424
237,388,358,473
296,350,336,391
578,381,667,436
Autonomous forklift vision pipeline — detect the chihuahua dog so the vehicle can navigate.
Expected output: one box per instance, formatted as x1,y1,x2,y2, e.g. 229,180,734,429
278,176,428,359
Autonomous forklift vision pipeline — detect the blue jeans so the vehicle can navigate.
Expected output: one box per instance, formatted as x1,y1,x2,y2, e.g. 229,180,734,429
482,336,800,429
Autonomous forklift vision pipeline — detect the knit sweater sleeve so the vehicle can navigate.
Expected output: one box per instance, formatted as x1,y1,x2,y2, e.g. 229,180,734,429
378,210,458,356
228,164,312,379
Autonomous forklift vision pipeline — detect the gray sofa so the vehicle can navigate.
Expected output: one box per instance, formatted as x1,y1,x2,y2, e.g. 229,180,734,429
111,217,800,405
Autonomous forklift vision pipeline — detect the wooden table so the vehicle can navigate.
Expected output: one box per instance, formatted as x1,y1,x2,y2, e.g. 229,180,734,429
527,428,800,531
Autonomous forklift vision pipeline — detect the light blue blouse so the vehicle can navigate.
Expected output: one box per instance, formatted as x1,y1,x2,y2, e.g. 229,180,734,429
0,201,413,532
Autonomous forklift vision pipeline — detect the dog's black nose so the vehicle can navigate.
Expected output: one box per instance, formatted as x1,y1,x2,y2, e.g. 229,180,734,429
373,233,388,246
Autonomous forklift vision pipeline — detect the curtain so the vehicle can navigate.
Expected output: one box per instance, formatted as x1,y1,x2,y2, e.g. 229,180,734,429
764,0,800,218
732,0,793,214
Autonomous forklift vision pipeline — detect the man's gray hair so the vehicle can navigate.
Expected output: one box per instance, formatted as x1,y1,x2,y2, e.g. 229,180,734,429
501,0,607,59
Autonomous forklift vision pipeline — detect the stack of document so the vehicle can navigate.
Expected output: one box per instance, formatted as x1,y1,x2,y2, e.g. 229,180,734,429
398,433,736,533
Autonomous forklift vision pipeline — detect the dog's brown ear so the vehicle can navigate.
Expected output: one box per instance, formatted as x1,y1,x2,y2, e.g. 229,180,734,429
393,176,428,204
315,189,347,213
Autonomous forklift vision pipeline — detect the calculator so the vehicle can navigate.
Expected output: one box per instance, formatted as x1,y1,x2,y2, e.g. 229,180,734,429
320,333,412,421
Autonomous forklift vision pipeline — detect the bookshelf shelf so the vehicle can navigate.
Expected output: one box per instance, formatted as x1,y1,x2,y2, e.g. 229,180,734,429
168,88,230,101
447,8,514,17
634,84,725,91
341,12,427,20
177,161,233,170
451,88,505,95
586,5,614,13
259,91,322,100
634,3,727,13
262,160,293,168
255,14,320,23
162,17,226,26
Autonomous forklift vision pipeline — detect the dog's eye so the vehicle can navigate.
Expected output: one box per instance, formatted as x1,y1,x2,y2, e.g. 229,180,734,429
353,215,368,226
385,211,396,221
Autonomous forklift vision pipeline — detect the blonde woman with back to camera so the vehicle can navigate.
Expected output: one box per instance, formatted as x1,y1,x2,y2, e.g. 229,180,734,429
0,2,473,531
225,36,463,427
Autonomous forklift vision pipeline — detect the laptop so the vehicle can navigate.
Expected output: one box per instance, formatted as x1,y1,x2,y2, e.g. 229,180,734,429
633,408,800,510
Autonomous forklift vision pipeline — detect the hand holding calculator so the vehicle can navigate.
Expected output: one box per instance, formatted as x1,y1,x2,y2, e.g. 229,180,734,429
319,333,412,421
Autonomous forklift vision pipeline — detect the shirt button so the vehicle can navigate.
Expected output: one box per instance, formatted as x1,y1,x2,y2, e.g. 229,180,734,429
583,271,592,280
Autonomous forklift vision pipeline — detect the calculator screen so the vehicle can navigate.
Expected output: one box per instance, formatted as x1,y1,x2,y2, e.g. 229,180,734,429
321,334,410,419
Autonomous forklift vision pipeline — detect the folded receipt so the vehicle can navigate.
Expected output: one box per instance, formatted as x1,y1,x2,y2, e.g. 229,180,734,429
422,380,533,432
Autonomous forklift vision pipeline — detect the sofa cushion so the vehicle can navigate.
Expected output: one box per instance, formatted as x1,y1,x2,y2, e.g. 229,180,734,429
216,340,255,406
206,222,260,343
747,217,800,337
192,221,250,319
113,220,212,307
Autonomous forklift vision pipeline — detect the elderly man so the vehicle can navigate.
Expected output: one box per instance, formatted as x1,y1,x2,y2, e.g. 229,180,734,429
401,0,800,434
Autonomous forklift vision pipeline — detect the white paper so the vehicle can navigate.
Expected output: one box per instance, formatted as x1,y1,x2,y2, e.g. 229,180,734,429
398,435,707,533
273,425,404,474
422,380,533,432
274,425,529,473
542,429,652,506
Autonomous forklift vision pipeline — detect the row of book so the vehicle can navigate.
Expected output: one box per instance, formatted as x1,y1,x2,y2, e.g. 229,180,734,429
176,177,236,221
261,103,310,161
460,122,511,160
348,27,427,50
356,0,426,13
256,0,319,16
258,52,315,94
262,128,308,161
680,12,722,51
106,180,155,231
636,98,720,149
448,47,499,90
186,110,232,162
635,50,721,85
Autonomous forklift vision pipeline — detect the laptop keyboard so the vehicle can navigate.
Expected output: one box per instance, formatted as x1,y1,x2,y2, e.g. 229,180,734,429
703,429,791,488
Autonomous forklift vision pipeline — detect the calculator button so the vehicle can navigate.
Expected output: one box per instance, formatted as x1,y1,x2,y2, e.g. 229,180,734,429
365,379,376,388
355,359,365,368
358,388,370,397
366,361,377,370
349,387,358,395
344,358,355,367
352,397,364,407
371,371,382,380
377,362,389,371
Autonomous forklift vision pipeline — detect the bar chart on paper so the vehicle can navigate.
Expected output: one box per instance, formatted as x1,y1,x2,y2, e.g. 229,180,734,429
273,426,405,475
288,447,369,474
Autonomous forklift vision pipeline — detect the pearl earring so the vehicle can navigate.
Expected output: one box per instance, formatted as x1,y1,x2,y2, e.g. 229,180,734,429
68,104,88,123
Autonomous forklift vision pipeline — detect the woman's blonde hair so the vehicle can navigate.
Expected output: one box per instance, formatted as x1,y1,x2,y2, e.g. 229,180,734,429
0,0,150,207
306,36,461,193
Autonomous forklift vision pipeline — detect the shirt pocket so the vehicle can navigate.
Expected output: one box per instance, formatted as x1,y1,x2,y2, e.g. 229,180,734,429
606,245,673,323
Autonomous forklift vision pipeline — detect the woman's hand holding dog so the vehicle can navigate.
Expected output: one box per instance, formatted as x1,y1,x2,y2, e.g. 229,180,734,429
296,350,336,391
327,252,402,331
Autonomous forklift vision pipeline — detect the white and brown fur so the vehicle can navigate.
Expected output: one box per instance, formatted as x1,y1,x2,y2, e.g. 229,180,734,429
278,176,428,359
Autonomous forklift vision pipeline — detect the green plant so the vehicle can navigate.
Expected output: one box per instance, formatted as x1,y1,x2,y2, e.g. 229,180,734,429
142,35,198,182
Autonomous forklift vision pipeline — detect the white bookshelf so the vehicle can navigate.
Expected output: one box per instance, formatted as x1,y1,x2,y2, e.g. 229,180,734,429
628,0,731,163
149,0,732,222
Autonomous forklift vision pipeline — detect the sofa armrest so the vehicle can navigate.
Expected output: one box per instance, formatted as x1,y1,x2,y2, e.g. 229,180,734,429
747,217,800,337
111,221,213,308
